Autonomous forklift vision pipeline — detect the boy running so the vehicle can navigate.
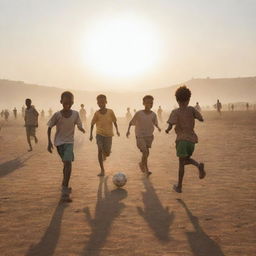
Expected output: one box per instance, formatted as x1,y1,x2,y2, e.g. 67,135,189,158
90,94,120,177
24,99,39,152
126,95,161,176
47,91,85,202
165,86,206,193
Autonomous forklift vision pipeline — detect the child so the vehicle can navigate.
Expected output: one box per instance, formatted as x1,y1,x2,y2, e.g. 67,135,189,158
79,104,87,126
126,95,161,176
165,86,206,193
24,98,39,151
47,91,85,202
90,94,120,177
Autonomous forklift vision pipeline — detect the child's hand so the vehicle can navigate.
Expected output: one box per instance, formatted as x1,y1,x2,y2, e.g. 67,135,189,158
80,128,86,134
158,127,161,132
165,129,169,134
117,131,120,137
89,135,93,141
126,131,130,138
48,141,54,153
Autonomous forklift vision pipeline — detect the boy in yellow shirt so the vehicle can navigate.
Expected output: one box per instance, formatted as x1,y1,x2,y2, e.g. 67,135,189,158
90,94,120,176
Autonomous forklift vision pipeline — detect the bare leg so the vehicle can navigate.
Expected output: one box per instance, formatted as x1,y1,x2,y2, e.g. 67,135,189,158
184,157,206,179
97,149,105,176
142,149,151,176
63,161,72,187
26,132,32,151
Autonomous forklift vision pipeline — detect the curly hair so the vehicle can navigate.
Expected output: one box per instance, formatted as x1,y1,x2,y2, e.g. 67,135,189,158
175,86,191,102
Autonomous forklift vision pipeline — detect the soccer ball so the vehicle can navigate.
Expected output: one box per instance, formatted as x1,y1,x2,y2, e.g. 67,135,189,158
112,172,127,187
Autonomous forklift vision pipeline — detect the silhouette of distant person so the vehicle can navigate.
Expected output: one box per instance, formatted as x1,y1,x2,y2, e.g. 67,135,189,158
4,109,9,121
195,102,201,112
22,105,25,118
48,108,53,117
79,104,87,126
40,109,45,119
157,106,163,122
0,110,4,118
125,107,132,122
24,99,39,152
231,104,234,111
214,99,222,115
13,107,17,119
246,102,249,111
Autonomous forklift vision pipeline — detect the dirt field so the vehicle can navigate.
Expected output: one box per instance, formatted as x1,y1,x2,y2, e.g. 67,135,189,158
0,111,256,256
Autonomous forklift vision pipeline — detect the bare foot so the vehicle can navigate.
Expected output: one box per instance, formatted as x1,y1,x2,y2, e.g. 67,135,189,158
145,171,152,177
28,148,32,152
35,137,38,144
199,163,206,179
173,184,182,193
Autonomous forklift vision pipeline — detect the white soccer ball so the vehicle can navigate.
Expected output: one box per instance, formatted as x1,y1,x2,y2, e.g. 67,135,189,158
112,172,127,187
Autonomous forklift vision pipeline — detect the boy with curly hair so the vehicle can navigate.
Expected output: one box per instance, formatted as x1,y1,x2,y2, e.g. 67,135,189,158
166,86,206,193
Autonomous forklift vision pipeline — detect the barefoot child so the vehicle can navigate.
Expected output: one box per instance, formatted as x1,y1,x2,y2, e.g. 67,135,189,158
24,98,39,151
47,91,85,201
165,86,206,193
90,94,120,176
126,95,161,176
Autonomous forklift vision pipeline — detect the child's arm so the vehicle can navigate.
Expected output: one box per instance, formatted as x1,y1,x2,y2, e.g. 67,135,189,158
165,123,173,134
76,114,86,133
154,114,161,132
126,123,132,138
47,127,54,153
89,124,94,141
113,122,120,136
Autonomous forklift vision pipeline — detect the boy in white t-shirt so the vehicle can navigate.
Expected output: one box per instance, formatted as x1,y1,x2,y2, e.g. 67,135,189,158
126,95,161,176
47,91,85,202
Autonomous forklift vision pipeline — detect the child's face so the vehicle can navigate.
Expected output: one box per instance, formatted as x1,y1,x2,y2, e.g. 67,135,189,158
178,100,189,107
61,96,73,110
143,99,153,110
97,98,107,109
25,100,31,108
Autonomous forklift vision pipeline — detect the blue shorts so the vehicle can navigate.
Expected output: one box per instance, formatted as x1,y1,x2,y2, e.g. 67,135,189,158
57,144,74,162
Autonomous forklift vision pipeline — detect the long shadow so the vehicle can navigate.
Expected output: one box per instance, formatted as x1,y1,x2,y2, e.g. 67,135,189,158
137,178,175,242
177,199,225,256
82,177,127,256
26,200,68,256
0,154,33,178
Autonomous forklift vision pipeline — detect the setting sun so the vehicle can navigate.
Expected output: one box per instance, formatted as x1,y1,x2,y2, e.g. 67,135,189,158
83,15,161,78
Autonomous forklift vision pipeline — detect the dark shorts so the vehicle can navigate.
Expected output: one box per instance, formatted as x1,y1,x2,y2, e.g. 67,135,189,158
57,144,74,162
176,140,195,158
96,134,112,156
136,135,154,152
26,125,36,137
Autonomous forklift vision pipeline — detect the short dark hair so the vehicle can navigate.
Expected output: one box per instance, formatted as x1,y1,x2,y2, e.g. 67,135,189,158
175,86,191,102
97,94,107,100
143,95,154,102
25,98,32,103
61,91,74,100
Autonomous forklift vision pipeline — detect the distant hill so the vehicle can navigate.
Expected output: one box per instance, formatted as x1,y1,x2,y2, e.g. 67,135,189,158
1,77,256,115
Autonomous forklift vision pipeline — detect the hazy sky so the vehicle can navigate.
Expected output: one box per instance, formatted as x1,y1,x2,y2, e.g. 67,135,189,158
1,0,256,91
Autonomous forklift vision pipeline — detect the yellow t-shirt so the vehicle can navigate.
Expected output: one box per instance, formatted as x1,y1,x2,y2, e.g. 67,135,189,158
91,109,117,137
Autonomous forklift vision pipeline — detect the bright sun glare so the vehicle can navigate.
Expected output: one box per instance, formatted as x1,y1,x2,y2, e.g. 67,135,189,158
83,16,161,78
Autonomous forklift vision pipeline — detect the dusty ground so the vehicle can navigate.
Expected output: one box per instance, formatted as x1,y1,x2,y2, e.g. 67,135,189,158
0,111,256,256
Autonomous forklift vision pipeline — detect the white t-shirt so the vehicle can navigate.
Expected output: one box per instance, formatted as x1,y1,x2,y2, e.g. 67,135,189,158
47,110,82,146
130,110,158,137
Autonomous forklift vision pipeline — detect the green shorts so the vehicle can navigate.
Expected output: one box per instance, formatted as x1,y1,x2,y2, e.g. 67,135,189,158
57,144,74,162
176,140,195,158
